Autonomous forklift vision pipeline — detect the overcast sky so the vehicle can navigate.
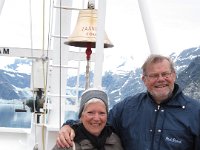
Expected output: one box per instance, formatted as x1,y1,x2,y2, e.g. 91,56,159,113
0,0,200,71
105,0,200,69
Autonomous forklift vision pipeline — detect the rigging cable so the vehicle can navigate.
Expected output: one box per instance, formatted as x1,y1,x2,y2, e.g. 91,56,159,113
28,0,38,148
59,0,62,129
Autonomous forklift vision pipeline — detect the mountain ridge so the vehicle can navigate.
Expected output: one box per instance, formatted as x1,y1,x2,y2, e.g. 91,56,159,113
0,47,200,109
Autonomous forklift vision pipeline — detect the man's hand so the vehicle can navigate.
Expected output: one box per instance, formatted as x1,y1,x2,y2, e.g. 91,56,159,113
56,125,75,148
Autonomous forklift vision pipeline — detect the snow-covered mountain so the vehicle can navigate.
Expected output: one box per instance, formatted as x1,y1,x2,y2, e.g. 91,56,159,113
0,58,31,100
0,46,200,109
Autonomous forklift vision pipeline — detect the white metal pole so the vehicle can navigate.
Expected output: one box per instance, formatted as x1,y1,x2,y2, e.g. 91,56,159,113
0,0,5,15
138,0,159,54
93,0,106,88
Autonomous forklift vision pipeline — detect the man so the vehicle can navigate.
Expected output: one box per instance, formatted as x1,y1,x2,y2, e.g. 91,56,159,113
56,54,200,150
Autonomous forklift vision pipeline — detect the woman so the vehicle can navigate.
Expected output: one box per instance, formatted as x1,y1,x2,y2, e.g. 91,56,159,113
53,88,123,150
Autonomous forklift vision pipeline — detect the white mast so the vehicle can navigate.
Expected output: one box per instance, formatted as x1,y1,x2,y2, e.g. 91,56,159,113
138,0,160,54
0,0,5,15
94,0,107,88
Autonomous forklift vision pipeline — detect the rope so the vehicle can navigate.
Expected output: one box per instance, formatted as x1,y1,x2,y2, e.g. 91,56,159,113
41,0,46,149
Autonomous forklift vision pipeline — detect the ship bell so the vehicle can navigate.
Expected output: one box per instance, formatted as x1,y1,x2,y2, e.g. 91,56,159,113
64,9,113,48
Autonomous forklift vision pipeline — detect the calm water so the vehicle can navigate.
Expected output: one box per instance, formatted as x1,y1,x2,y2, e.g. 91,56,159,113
0,103,79,128
0,104,31,128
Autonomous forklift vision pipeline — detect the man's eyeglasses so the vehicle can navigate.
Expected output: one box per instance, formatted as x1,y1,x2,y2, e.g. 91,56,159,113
145,72,172,81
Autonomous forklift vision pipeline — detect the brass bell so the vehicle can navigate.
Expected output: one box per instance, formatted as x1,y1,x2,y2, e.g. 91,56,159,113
64,9,114,48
